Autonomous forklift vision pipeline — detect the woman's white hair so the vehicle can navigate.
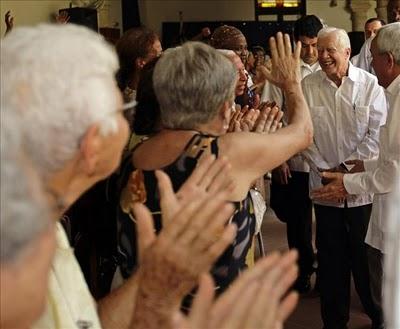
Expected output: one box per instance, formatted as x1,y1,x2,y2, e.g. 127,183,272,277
375,22,400,65
153,42,237,130
0,112,51,263
317,26,351,50
1,24,120,176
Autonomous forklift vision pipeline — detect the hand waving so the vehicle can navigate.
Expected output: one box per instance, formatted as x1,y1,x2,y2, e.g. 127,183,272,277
263,32,301,91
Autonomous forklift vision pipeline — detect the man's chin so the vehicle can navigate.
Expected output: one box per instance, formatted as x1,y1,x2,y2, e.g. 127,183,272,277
303,58,318,65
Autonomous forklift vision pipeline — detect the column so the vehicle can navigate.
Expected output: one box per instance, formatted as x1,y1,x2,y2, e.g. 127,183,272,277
349,0,372,31
375,0,389,22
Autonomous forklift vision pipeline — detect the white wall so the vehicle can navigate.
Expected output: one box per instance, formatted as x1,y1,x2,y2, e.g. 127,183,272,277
138,0,379,37
0,0,122,36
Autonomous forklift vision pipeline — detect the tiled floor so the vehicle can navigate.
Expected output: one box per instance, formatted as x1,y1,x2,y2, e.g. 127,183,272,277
260,208,372,329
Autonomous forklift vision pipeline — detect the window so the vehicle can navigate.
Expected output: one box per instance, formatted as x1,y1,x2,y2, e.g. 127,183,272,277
254,0,306,21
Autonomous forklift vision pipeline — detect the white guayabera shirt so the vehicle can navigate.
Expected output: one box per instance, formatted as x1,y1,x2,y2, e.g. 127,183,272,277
302,63,387,208
343,74,400,251
384,177,400,329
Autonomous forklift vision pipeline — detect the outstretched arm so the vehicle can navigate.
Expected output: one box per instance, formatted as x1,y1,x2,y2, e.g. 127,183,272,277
219,32,313,201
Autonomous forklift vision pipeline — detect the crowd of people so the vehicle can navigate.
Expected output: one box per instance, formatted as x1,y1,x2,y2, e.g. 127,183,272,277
1,1,399,329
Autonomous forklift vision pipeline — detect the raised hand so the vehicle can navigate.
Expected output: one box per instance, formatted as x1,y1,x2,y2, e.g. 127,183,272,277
254,103,284,134
263,32,301,91
5,10,14,34
55,10,70,24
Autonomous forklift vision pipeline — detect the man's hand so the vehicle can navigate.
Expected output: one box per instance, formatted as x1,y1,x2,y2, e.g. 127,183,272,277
263,32,301,90
311,172,348,202
345,159,365,173
55,10,70,24
272,162,291,185
174,250,299,329
229,102,283,133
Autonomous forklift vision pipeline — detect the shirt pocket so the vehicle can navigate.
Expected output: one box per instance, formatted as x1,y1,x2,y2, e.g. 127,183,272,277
310,106,328,143
310,106,325,125
354,105,370,137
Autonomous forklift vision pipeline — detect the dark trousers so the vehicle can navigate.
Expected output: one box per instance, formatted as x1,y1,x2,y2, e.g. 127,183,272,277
271,171,314,278
315,203,381,329
367,244,384,327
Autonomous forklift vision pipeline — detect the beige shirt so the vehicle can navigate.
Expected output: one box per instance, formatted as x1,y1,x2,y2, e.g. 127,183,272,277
33,223,102,329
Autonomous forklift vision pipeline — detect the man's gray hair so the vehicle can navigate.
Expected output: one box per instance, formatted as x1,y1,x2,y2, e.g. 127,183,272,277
375,22,400,65
318,27,351,50
153,42,237,129
1,24,120,177
0,112,50,263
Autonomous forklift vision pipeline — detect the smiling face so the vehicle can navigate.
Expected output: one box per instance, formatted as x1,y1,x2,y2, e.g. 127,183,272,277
299,35,319,65
226,34,248,65
317,33,351,83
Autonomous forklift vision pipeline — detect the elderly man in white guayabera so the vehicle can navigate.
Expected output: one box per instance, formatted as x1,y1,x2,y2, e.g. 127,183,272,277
312,22,400,329
301,26,387,329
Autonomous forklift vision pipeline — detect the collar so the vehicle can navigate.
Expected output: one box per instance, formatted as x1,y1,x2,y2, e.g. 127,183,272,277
347,62,359,82
301,60,320,72
386,74,400,95
321,62,357,86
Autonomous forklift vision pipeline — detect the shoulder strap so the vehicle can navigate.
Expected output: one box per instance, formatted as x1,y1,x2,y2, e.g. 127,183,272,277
182,134,219,160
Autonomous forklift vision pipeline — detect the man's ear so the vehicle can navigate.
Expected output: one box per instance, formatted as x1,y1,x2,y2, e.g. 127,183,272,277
220,101,232,130
387,52,396,70
221,101,231,120
79,124,101,176
345,47,351,59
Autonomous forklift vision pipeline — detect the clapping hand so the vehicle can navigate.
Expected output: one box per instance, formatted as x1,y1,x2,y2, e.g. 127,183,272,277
132,155,237,329
174,250,299,329
55,10,70,24
229,102,283,133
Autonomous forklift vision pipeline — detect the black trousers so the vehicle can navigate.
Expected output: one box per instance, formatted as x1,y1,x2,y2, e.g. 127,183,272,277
271,171,314,278
315,203,381,329
367,244,384,327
